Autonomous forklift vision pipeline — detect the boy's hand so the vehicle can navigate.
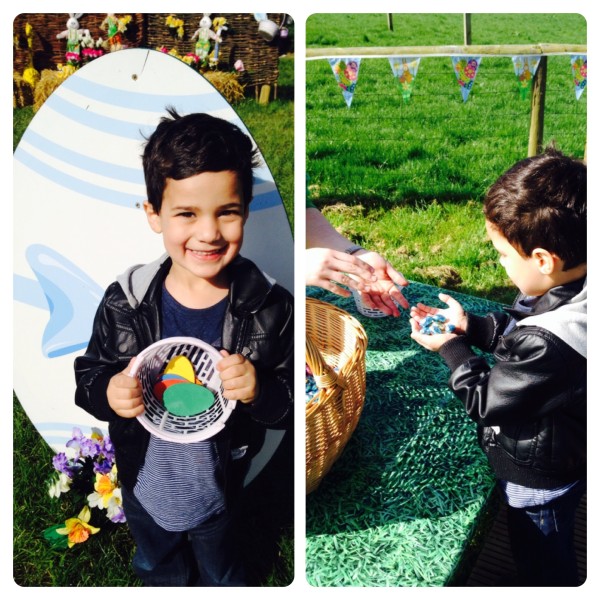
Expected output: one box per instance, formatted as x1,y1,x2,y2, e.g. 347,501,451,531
409,293,467,352
409,293,467,333
409,317,457,352
217,350,258,404
107,358,145,418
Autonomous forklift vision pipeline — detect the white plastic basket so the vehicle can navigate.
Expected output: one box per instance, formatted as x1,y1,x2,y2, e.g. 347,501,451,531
351,289,404,318
129,337,235,443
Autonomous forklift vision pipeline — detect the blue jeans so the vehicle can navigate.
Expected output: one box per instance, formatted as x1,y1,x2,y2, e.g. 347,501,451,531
506,479,586,586
121,487,247,586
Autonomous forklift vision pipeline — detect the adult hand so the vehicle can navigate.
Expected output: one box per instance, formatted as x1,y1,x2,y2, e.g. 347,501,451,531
353,250,409,316
305,247,377,298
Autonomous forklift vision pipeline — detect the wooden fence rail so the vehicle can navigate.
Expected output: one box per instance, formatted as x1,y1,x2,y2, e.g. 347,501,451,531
306,44,586,157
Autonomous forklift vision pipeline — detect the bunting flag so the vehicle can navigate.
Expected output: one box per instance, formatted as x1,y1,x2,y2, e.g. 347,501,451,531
329,57,361,107
451,56,482,102
570,55,587,100
512,55,541,99
389,57,421,103
320,54,586,108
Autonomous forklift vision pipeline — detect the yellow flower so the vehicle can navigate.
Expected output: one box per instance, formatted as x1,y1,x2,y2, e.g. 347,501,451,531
88,465,118,508
56,506,100,548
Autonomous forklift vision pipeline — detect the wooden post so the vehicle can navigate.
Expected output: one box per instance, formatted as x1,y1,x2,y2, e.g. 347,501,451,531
463,14,471,45
387,14,393,31
528,55,547,156
259,84,271,105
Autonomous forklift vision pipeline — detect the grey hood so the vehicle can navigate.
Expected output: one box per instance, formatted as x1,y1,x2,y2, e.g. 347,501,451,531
517,278,587,358
116,253,170,309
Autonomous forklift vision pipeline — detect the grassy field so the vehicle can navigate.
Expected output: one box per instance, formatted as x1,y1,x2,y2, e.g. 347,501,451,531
307,13,586,304
12,54,294,587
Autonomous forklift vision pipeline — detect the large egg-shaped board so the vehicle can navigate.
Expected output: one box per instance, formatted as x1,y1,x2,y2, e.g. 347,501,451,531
13,48,293,485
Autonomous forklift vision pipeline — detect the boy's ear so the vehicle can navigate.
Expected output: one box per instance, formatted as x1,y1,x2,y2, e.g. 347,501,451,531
531,247,559,275
144,202,162,234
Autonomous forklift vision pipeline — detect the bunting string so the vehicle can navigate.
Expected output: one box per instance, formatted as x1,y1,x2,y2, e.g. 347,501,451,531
317,54,587,106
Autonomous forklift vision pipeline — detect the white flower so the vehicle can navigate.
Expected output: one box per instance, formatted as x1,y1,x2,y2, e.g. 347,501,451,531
48,472,72,498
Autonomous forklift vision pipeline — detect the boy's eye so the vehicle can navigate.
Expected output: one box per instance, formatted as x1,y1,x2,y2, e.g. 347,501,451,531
219,208,242,217
177,211,195,218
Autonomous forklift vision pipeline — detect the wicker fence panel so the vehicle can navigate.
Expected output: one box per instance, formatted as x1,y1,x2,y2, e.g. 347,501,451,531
14,13,283,89
13,13,145,73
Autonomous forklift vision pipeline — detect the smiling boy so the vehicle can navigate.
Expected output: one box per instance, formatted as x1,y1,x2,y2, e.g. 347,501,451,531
74,109,294,586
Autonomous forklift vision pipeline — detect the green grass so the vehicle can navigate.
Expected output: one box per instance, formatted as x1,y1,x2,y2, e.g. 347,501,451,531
307,13,586,305
13,55,294,587
237,55,294,228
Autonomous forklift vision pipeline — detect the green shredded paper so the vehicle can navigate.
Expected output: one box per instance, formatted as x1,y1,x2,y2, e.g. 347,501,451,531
306,282,502,586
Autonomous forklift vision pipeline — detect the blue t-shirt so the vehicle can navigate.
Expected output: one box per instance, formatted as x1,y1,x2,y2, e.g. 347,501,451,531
133,285,228,531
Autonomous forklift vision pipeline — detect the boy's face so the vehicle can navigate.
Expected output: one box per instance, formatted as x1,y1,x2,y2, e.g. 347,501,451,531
145,170,247,288
485,220,549,297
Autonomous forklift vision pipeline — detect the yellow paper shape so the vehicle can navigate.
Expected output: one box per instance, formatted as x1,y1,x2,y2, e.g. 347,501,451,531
163,355,196,383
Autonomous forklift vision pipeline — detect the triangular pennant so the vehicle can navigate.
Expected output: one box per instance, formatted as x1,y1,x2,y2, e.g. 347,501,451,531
512,55,541,100
388,57,421,103
451,56,482,102
328,57,361,107
570,55,587,100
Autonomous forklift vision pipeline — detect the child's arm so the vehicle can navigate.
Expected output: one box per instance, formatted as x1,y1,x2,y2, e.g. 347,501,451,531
444,330,580,426
220,289,294,427
74,285,138,422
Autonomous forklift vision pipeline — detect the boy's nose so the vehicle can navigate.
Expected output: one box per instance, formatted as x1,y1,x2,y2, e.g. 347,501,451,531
194,218,220,242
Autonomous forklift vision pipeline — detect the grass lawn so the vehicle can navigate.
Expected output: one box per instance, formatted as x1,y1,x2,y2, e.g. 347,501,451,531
307,13,586,305
305,12,587,587
13,53,294,587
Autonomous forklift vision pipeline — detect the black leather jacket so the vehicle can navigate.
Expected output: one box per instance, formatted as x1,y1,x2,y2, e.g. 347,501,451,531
74,255,294,491
438,278,586,489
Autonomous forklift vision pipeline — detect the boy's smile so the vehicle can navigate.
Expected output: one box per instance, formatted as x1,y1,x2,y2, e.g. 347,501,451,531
145,170,247,294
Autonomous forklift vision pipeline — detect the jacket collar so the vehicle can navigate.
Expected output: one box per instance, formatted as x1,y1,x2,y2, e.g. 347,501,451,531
508,276,586,320
118,253,275,315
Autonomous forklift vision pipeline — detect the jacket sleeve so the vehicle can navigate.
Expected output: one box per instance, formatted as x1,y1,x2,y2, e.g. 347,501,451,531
74,284,129,422
439,327,575,427
464,310,512,352
240,292,294,427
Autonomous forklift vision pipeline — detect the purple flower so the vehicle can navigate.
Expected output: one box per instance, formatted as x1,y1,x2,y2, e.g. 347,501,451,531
79,437,102,459
93,457,113,475
109,506,127,524
52,453,76,478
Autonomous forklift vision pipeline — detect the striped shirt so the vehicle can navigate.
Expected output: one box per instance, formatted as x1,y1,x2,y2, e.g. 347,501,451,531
133,287,228,531
500,479,579,508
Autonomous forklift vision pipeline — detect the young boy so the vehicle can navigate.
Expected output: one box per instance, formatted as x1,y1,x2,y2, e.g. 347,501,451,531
409,148,586,586
74,109,294,586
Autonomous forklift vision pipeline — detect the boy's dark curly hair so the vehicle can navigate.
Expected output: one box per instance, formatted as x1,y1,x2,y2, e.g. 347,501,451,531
142,107,262,213
484,147,586,270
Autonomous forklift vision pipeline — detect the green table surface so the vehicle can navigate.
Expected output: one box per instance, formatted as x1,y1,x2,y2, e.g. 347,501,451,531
306,282,502,586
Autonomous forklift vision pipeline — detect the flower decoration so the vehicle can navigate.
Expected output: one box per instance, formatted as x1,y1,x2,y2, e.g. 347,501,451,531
43,427,125,549
165,14,185,39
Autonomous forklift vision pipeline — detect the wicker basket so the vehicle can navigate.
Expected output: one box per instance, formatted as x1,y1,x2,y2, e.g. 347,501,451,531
306,297,368,494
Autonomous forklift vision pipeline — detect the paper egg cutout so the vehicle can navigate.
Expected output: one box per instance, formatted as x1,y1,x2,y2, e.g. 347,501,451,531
163,383,216,417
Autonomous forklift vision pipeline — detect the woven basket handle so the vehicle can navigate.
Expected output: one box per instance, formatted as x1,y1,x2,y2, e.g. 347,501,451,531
306,335,345,391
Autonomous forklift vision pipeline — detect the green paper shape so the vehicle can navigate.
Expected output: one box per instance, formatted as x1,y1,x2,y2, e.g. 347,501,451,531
163,382,215,416
153,377,187,400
